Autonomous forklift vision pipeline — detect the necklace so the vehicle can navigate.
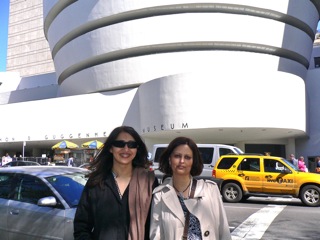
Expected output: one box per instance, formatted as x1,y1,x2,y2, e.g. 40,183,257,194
112,171,122,199
112,171,118,178
173,180,191,194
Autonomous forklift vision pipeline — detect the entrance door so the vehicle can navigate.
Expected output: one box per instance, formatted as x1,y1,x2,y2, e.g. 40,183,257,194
245,144,286,158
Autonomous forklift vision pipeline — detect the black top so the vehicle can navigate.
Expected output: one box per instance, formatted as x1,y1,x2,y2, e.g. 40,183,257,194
108,175,130,239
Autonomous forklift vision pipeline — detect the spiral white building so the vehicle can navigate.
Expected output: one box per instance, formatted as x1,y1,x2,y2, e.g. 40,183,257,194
1,0,320,166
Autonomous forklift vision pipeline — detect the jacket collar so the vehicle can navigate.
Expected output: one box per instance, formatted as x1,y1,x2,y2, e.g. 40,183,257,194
161,178,185,224
157,176,206,197
155,177,204,224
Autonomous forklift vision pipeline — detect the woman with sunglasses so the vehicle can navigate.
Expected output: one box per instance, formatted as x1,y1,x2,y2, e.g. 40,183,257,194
150,137,231,240
74,126,158,240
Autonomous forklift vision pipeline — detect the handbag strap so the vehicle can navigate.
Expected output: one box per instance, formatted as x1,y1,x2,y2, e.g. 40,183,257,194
182,178,197,240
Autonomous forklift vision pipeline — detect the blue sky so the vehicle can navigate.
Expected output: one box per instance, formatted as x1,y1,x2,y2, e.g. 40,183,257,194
0,2,319,72
0,0,9,72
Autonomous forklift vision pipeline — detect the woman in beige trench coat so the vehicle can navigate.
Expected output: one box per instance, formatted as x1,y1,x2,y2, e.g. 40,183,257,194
150,137,231,240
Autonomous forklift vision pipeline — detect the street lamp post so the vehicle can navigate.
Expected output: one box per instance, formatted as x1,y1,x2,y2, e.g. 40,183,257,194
22,141,26,160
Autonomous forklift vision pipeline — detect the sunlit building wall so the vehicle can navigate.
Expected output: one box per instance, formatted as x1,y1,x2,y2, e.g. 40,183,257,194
43,1,319,148
1,0,320,164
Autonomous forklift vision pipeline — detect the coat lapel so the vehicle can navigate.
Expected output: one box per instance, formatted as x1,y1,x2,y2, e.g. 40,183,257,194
161,180,185,225
158,178,207,225
183,179,201,214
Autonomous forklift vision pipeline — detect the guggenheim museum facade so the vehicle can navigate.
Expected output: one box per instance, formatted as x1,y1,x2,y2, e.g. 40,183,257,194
2,0,320,167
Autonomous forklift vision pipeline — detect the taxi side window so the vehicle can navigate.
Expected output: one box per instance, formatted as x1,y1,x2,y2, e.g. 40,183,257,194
264,159,285,173
239,158,260,172
217,157,238,169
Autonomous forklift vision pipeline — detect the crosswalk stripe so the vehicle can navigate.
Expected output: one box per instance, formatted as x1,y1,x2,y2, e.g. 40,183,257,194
231,204,286,240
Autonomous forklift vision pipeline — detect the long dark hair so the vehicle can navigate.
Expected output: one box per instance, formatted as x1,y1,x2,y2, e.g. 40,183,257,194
159,136,203,176
87,126,148,187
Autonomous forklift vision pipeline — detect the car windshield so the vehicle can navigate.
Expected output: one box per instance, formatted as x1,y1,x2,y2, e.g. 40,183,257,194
45,172,88,207
233,147,244,154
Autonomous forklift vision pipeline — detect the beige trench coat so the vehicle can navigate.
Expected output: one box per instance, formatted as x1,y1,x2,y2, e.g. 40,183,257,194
150,177,232,240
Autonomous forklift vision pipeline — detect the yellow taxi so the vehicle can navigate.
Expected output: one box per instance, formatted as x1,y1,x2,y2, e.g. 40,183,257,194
212,154,320,206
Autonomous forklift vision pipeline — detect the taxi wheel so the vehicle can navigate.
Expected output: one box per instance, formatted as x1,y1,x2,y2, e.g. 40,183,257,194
300,185,320,207
222,182,243,203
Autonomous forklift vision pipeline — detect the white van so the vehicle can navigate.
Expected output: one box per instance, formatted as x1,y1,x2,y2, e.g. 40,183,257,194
150,143,243,177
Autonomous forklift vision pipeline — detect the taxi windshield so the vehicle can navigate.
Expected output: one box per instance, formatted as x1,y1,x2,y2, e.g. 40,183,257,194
282,158,299,171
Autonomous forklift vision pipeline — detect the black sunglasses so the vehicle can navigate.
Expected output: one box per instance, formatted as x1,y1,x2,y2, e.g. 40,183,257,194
112,140,138,149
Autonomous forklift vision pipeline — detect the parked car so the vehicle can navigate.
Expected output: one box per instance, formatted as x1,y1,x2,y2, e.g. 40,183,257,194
0,166,89,239
150,143,243,177
1,160,40,167
212,154,320,207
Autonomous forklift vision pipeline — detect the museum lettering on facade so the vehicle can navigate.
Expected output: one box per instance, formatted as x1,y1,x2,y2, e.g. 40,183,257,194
0,131,108,143
142,123,189,133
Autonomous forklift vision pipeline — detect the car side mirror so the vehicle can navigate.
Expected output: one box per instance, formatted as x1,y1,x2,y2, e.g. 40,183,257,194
37,196,57,207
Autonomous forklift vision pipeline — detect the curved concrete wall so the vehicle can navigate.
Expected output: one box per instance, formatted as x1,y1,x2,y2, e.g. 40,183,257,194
44,0,318,94
138,67,306,132
42,0,320,145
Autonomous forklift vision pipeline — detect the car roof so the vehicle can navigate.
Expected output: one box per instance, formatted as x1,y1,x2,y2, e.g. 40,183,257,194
221,154,284,159
153,143,239,147
0,166,89,178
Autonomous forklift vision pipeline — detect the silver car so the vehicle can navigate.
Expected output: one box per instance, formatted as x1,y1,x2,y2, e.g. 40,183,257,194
0,166,89,240
1,160,41,167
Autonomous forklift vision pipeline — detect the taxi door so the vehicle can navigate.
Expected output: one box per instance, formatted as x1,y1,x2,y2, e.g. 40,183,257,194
237,157,263,192
262,158,295,194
